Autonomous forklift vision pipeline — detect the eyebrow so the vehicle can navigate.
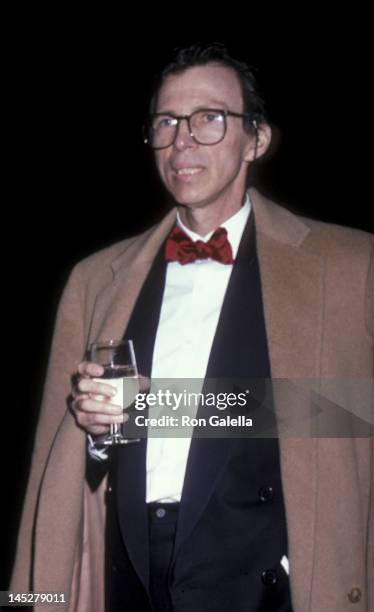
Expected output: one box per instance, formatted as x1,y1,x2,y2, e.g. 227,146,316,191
156,100,232,115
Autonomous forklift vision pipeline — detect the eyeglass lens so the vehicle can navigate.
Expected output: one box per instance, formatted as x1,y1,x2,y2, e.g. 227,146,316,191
149,110,226,148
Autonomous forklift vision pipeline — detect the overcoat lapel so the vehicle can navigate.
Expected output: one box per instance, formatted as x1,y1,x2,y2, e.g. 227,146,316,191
89,210,176,346
33,213,178,605
251,189,324,610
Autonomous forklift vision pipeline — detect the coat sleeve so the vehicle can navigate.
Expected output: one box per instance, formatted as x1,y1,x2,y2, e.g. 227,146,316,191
365,237,374,610
364,236,374,342
10,264,87,591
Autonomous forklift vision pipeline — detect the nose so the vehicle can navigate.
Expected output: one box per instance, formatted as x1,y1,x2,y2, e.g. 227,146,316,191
174,117,197,151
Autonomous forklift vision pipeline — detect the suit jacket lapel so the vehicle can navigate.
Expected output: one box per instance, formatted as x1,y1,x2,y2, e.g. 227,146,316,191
173,211,273,559
85,212,175,590
116,247,168,591
173,436,233,559
115,438,150,589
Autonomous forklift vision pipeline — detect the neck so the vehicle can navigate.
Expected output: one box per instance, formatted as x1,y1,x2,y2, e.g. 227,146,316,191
177,192,247,237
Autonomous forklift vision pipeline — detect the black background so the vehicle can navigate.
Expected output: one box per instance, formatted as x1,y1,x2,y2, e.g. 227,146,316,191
3,14,373,587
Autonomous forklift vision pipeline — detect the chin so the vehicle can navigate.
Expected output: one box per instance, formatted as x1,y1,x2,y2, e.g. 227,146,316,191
168,187,211,208
166,175,211,204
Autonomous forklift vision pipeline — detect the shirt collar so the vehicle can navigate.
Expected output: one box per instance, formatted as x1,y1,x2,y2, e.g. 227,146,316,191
176,192,251,259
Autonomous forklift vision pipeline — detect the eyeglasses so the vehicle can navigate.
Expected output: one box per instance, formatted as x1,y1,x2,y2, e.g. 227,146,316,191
143,108,257,150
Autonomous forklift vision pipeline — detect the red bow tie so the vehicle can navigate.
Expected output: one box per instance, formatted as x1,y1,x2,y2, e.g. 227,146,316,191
165,225,234,265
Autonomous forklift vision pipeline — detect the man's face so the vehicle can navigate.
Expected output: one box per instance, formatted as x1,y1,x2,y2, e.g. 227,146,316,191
154,64,255,212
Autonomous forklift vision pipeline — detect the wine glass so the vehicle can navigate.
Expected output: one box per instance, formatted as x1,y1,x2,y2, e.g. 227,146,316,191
88,339,140,445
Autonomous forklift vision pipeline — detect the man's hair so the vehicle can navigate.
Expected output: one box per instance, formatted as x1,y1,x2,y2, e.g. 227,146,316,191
148,42,268,134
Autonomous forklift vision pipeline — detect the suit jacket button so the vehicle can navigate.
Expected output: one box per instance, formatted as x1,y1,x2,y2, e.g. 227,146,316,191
259,486,274,502
105,486,112,505
347,587,362,603
261,569,277,586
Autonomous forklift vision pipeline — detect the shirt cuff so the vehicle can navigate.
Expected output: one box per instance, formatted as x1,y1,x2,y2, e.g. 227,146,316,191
87,434,109,461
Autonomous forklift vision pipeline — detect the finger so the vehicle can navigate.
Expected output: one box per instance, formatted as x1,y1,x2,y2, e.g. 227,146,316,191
77,377,118,397
74,397,123,416
86,425,111,436
75,410,129,429
71,387,89,400
77,361,104,377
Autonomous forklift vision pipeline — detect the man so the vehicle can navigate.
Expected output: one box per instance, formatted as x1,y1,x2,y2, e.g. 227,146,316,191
11,44,373,611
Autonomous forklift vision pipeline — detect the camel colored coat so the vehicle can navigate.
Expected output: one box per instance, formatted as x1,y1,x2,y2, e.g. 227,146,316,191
11,188,374,611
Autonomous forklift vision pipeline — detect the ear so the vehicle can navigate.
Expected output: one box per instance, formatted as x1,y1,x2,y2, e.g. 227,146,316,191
243,123,272,162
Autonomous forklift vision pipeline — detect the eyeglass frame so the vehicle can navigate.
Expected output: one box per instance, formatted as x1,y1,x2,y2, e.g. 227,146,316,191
143,108,258,150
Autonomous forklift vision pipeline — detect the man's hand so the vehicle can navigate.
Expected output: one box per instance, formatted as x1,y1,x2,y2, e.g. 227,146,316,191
70,362,151,437
70,361,125,436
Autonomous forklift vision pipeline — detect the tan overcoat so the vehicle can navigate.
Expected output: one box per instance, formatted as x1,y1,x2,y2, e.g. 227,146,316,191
10,188,374,611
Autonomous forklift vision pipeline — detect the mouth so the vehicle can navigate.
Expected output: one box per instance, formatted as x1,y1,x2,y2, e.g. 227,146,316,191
172,166,205,180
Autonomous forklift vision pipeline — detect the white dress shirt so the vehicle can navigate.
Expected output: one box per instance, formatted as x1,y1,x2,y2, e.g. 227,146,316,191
146,195,251,502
